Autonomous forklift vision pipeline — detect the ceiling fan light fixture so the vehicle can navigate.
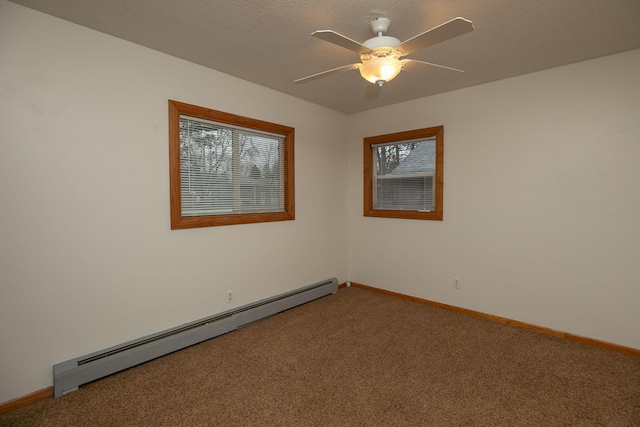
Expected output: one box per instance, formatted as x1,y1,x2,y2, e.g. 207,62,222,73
359,56,402,85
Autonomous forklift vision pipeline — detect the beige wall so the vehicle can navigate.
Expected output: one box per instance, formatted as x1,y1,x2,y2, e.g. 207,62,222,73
0,1,348,402
348,49,640,351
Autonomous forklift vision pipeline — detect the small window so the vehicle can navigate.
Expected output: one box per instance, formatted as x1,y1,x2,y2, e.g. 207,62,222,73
169,100,294,229
364,126,443,221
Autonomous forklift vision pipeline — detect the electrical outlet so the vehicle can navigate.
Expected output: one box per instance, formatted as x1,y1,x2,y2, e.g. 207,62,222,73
226,289,234,303
453,277,461,290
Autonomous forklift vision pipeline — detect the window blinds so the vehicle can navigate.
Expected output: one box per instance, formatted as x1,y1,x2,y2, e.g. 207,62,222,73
179,115,285,217
372,138,436,212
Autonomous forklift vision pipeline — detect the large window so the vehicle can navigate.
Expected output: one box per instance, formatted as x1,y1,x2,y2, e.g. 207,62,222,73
364,126,443,221
169,100,294,229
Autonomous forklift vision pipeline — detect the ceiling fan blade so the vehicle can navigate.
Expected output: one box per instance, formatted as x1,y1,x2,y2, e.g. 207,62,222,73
398,17,474,55
312,30,371,54
294,63,361,83
402,59,465,73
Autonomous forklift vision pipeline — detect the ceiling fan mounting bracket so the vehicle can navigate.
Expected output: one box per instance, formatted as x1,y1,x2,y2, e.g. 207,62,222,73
370,17,391,35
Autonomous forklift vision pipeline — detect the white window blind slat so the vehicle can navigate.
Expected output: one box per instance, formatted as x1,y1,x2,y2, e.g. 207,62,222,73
179,115,285,217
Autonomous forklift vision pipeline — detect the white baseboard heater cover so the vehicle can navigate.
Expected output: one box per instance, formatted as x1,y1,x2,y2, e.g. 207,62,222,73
53,278,338,398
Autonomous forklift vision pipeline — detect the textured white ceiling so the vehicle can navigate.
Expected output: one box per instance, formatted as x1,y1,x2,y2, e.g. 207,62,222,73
9,0,640,114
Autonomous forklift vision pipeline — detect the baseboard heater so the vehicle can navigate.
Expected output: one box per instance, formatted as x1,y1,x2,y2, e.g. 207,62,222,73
53,278,338,398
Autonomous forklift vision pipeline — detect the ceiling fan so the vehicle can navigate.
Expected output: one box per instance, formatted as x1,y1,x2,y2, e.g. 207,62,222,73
294,16,474,87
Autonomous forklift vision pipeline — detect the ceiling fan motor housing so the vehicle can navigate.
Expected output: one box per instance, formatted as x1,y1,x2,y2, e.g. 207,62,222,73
363,36,401,53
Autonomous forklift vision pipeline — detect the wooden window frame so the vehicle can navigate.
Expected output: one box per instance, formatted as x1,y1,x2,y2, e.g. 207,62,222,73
363,126,443,221
169,100,295,229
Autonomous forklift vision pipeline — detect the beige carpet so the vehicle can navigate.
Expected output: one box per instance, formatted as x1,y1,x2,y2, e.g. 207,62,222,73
2,286,639,426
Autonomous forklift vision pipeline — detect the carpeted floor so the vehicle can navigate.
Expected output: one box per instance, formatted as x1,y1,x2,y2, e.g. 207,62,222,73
2,286,639,426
